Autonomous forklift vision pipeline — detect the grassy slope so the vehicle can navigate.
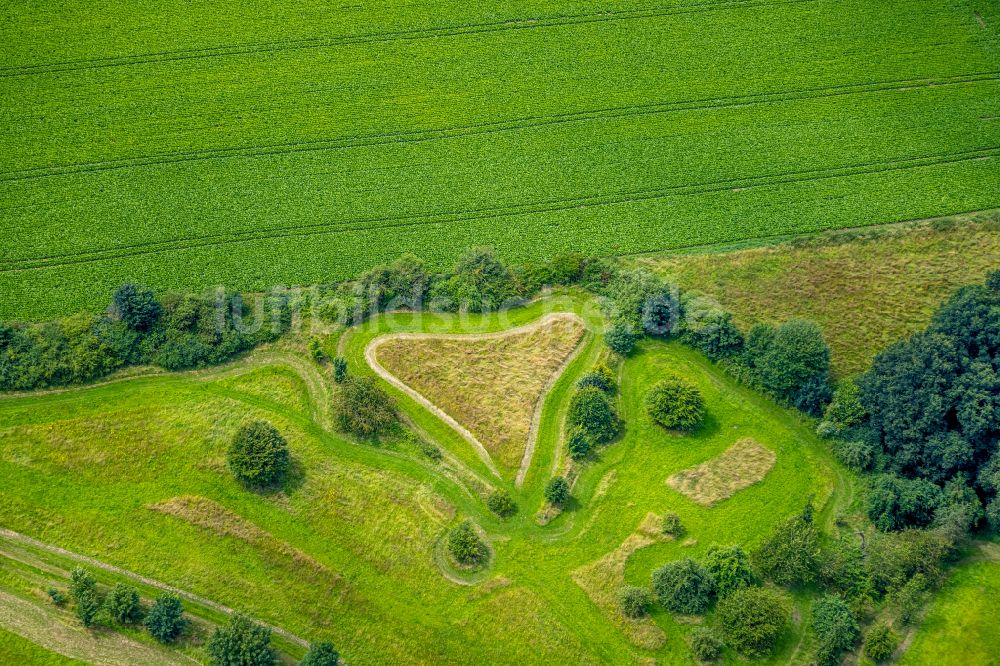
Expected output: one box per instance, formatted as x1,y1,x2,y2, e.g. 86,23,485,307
638,211,1000,376
2,0,999,318
898,554,1000,666
0,296,840,664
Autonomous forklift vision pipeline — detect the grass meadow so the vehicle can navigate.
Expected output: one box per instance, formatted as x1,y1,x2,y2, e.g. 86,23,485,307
639,210,1000,376
0,294,841,664
2,0,999,318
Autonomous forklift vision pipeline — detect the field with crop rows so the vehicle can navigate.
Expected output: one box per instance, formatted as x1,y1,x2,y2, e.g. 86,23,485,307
1,0,999,319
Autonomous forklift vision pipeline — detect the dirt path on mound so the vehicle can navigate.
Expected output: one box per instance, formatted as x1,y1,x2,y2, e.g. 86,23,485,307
0,528,309,649
364,313,585,483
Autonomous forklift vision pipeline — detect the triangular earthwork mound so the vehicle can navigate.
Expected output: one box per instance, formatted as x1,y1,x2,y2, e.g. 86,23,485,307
370,314,586,477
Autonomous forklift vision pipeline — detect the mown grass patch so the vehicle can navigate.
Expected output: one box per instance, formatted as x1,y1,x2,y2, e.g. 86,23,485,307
666,438,776,506
374,314,586,474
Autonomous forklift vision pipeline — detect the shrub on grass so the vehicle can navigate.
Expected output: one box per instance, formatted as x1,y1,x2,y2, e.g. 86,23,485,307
112,282,162,332
144,593,186,643
864,623,898,663
645,375,705,431
332,357,348,383
47,588,67,606
703,545,756,598
716,587,788,658
106,583,143,624
69,567,96,600
577,364,616,394
227,420,290,488
651,558,715,615
335,376,396,437
567,386,620,443
207,612,276,666
308,337,326,363
619,585,650,619
300,640,340,666
812,594,859,666
544,476,570,506
567,428,592,461
486,491,517,518
605,323,638,356
447,520,488,566
689,627,723,662
662,512,684,537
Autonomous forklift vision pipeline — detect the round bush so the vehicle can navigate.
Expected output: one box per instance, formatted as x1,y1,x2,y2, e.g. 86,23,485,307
106,583,142,624
716,587,788,657
301,641,340,666
544,476,570,506
447,520,488,566
863,623,897,663
619,585,650,619
645,376,705,431
206,612,275,666
662,511,684,537
812,594,859,666
144,593,186,643
486,491,517,518
690,627,723,662
227,421,290,487
651,558,715,615
605,324,638,356
568,387,620,443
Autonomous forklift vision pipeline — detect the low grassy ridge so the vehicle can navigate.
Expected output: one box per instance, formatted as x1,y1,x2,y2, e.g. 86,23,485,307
0,294,839,664
373,313,586,475
2,0,1000,319
639,210,1000,376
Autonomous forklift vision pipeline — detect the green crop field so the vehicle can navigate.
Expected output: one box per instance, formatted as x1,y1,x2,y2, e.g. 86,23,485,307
2,0,1000,319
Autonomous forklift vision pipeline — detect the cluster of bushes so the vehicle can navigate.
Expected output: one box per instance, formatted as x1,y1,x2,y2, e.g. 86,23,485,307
315,249,595,324
567,364,620,461
57,567,340,664
0,283,290,391
58,567,187,642
594,268,833,417
818,271,1000,535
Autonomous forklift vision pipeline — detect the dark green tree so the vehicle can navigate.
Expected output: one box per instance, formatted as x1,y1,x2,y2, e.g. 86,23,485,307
662,512,684,537
745,319,832,410
651,558,715,614
716,587,788,658
567,428,592,461
206,612,276,666
812,594,859,666
486,491,517,518
112,282,162,332
144,593,186,643
447,520,488,566
644,375,705,431
577,364,616,394
300,641,340,666
604,323,638,356
866,474,943,531
567,387,620,443
227,420,290,488
332,357,348,383
105,583,143,624
544,476,570,506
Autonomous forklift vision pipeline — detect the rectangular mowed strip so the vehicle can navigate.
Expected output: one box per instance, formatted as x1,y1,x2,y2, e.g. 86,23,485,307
666,438,777,506
1,0,999,319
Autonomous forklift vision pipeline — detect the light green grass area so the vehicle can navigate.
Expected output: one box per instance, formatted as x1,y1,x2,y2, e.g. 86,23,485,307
899,555,1000,666
638,211,1000,376
2,0,999,319
0,295,840,664
0,628,88,666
